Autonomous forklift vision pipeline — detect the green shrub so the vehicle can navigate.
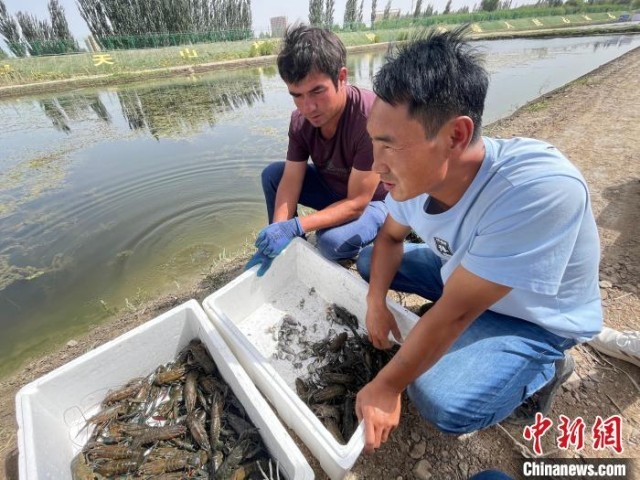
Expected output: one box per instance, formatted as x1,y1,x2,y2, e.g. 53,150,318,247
248,40,277,57
365,32,379,43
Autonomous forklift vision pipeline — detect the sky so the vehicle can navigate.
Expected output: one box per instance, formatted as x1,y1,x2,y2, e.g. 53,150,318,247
1,0,524,39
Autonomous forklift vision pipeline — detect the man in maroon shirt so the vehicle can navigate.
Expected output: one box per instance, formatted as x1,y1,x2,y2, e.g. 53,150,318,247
246,25,387,276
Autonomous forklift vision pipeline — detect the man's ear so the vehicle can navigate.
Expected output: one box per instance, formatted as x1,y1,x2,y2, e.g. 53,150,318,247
449,116,475,153
338,67,348,86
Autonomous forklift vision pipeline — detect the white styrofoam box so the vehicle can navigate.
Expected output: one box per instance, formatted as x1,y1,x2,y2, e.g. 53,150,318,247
15,299,314,480
202,238,419,480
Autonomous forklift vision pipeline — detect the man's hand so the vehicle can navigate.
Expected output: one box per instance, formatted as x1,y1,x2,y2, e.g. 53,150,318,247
356,379,402,454
244,251,274,277
366,301,403,350
255,218,305,258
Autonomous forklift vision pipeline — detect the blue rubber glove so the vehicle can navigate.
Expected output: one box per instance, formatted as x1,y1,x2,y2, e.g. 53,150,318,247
244,251,274,277
255,218,305,258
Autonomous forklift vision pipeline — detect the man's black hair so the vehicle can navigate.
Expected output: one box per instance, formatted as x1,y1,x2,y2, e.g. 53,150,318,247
277,24,347,88
373,25,488,141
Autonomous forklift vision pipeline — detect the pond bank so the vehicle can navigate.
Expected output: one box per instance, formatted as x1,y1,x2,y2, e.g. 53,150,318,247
1,24,638,99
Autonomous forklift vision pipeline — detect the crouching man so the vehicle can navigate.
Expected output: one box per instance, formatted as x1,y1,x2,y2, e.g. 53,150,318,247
246,25,387,276
355,27,602,453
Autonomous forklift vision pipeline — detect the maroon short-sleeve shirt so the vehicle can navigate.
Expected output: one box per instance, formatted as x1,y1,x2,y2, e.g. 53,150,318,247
286,85,386,201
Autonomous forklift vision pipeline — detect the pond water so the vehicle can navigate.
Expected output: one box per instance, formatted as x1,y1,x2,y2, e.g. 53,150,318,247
0,34,638,378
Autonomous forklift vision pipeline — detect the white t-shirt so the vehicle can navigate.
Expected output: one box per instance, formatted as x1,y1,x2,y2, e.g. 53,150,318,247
386,137,602,341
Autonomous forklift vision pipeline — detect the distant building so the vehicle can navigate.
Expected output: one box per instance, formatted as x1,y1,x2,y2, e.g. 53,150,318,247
270,16,288,37
374,9,401,22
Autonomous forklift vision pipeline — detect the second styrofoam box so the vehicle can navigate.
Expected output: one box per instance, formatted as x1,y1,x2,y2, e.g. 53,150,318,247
15,299,314,480
202,238,419,480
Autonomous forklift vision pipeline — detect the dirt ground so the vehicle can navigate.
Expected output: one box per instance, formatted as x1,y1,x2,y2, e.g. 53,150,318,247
1,47,639,479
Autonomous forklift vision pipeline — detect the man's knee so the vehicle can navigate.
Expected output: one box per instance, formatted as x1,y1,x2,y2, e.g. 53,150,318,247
356,245,373,280
316,230,363,261
407,383,492,434
261,162,285,192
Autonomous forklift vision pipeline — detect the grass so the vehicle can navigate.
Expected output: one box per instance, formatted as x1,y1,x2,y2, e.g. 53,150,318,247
0,39,257,86
523,99,550,112
0,11,633,90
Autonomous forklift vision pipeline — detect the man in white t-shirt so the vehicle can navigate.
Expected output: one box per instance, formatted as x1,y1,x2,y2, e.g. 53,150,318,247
354,26,602,454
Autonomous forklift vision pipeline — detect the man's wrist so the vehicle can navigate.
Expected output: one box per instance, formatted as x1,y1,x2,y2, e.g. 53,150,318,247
373,367,406,396
366,292,387,308
293,217,305,235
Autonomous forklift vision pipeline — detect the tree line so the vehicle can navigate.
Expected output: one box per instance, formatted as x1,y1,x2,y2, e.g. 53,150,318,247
77,0,252,38
0,0,253,56
77,0,253,49
308,0,369,29
309,0,636,31
0,0,78,56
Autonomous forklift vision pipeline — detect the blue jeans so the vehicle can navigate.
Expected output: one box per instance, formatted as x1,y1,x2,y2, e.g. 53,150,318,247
261,162,387,261
356,243,576,434
469,470,514,480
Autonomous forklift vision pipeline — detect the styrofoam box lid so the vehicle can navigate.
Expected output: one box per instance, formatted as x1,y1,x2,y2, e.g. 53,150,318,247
15,299,314,480
202,238,419,480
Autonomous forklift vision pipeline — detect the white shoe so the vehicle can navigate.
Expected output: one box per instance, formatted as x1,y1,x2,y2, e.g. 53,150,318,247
588,327,640,368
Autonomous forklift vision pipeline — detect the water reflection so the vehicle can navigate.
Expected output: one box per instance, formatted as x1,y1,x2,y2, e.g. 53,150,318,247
117,75,265,139
39,94,111,133
27,34,640,141
40,99,71,133
593,35,633,50
37,72,266,139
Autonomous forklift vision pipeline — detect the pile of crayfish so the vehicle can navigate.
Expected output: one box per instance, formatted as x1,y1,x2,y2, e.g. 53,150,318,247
295,305,399,445
71,339,280,479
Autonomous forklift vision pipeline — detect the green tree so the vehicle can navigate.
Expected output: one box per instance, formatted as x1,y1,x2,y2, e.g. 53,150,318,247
480,0,500,11
422,3,435,16
241,0,252,30
383,0,392,19
48,0,72,38
413,0,423,16
344,0,357,26
457,5,470,12
0,0,24,56
76,0,252,45
48,0,79,52
325,0,334,27
16,12,53,42
77,0,113,38
443,0,452,14
371,0,377,25
357,0,364,23
309,0,323,25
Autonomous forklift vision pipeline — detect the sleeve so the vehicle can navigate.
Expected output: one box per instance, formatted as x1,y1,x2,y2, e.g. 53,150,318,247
386,196,411,227
462,176,589,295
286,112,309,162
